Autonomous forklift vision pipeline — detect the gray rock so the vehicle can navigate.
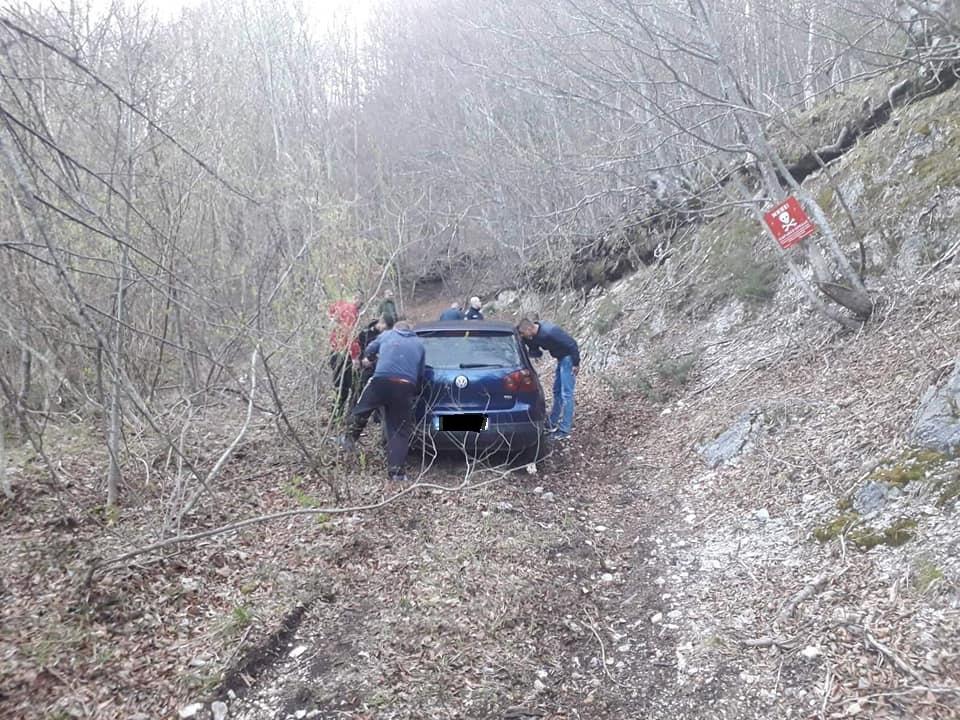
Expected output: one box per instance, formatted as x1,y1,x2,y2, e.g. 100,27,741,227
909,362,960,454
699,411,764,468
178,704,203,719
854,481,890,515
212,701,228,720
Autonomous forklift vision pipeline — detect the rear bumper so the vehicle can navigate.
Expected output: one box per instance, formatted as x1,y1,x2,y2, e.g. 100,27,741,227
416,415,545,453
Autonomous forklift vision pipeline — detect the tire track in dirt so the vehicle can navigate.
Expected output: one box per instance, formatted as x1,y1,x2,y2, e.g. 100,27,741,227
220,393,713,719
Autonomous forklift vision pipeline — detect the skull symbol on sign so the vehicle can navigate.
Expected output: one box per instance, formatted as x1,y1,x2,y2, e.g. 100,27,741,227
777,209,798,231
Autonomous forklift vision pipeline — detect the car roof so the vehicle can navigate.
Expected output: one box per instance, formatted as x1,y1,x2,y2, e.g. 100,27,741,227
414,320,516,333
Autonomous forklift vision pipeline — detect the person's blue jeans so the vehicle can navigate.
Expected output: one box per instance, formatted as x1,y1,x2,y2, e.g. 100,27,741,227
549,356,576,435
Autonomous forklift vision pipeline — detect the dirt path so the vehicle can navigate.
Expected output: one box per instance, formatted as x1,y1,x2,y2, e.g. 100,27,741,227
221,392,779,720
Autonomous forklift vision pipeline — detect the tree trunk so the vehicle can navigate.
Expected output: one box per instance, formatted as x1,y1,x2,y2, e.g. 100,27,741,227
1,408,11,500
106,246,127,508
16,343,31,439
802,7,817,110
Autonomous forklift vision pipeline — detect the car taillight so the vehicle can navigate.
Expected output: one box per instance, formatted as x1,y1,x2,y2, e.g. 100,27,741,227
504,369,537,393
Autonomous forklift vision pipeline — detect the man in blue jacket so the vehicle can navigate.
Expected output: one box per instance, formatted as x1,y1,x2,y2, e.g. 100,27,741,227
518,318,580,440
340,321,425,484
439,302,464,320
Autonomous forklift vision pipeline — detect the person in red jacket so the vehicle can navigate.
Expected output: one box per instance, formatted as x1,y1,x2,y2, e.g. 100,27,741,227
328,295,362,419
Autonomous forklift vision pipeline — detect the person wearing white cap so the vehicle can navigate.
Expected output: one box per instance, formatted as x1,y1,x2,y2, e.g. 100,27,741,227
465,296,484,320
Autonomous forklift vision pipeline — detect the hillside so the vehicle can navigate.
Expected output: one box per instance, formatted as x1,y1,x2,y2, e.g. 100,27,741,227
3,69,960,719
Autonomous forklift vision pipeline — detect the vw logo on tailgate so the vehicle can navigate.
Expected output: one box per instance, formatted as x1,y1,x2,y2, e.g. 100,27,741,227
454,375,469,389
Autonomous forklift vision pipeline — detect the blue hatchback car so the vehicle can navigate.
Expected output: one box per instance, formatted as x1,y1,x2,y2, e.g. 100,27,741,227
413,320,548,461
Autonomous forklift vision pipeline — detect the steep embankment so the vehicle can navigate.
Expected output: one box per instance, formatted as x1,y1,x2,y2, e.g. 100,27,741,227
544,65,960,293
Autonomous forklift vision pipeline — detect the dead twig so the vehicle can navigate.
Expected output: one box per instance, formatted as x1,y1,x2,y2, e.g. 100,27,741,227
582,610,625,688
86,464,524,583
778,571,830,623
177,345,260,523
740,635,796,649
843,623,925,684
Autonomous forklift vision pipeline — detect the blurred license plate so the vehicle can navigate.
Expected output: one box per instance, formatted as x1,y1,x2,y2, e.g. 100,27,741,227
437,414,488,432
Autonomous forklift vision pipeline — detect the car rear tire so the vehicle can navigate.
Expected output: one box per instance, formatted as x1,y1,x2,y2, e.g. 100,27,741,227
508,433,549,467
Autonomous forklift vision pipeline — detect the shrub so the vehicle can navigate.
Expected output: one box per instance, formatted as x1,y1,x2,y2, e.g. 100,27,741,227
653,350,700,387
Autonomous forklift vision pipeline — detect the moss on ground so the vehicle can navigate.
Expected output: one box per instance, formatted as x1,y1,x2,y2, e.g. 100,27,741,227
769,69,915,161
813,512,860,542
935,472,960,508
868,447,947,488
908,113,960,192
694,214,782,309
813,513,918,549
847,518,918,549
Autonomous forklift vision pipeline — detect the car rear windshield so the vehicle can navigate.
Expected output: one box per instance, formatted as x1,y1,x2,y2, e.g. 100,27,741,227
419,331,521,370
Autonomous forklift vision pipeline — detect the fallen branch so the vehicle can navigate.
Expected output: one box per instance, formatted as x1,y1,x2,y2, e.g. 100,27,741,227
582,610,628,688
86,465,522,583
741,635,797,649
778,571,830,623
844,623,925,684
177,345,259,523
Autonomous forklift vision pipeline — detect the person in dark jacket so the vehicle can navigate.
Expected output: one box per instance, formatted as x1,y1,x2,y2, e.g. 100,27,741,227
351,314,396,414
465,296,484,320
340,321,425,484
518,318,580,439
439,302,464,321
377,289,398,325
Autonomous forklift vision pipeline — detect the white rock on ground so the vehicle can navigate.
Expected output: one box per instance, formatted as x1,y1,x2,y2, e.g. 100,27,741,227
909,360,960,453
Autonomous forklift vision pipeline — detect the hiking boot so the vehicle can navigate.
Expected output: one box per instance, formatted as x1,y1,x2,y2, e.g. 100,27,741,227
552,432,571,442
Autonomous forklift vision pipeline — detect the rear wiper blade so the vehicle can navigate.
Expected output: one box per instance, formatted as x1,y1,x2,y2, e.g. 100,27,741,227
459,363,506,368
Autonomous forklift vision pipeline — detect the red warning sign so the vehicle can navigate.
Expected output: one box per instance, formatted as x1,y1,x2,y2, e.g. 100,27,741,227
763,196,816,249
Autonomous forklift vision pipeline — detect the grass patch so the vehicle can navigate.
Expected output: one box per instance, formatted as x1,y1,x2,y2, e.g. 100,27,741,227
731,257,781,303
600,369,670,404
591,295,623,334
697,214,782,308
913,558,945,593
653,350,700,387
284,475,323,509
910,113,960,191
